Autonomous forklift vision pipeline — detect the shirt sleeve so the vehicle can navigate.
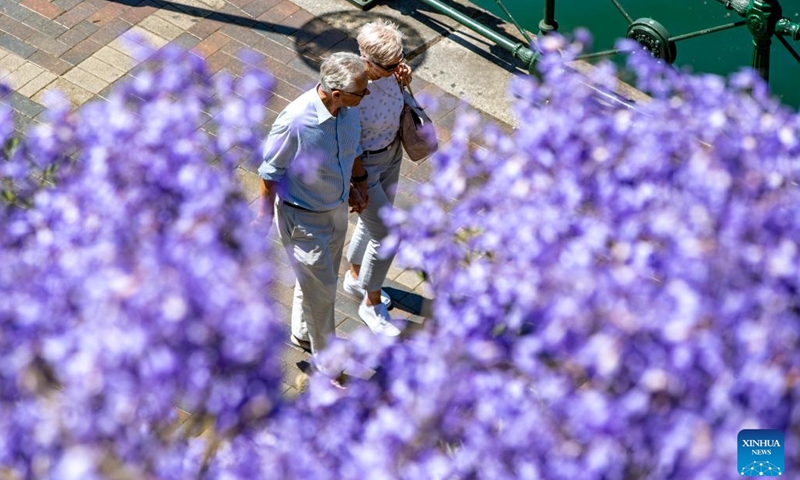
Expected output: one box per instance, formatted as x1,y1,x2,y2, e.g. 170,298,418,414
258,116,297,182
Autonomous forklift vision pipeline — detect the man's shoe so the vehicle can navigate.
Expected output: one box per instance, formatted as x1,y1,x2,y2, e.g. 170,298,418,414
290,334,311,353
343,270,392,307
358,298,401,337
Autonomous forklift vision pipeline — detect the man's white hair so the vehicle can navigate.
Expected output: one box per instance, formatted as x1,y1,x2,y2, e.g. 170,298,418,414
319,52,367,94
357,19,405,65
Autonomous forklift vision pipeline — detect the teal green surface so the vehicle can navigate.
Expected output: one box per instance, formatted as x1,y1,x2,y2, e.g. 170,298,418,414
470,0,800,108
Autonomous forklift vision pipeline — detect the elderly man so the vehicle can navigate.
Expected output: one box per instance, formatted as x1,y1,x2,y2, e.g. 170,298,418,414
256,52,370,357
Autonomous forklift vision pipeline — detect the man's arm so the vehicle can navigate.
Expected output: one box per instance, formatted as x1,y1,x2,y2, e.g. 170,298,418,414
256,177,278,223
349,155,368,213
254,116,295,225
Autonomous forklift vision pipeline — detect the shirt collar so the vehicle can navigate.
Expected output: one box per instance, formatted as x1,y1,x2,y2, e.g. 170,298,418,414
312,84,339,125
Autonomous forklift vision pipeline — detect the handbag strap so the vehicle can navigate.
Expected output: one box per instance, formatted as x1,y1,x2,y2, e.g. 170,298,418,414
396,75,415,98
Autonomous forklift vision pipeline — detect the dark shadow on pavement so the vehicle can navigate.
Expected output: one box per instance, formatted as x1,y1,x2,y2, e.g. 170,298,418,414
386,286,427,315
104,0,432,74
106,0,297,35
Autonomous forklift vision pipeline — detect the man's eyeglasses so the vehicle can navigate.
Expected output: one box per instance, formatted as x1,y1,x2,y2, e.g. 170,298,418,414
338,87,369,98
371,53,405,72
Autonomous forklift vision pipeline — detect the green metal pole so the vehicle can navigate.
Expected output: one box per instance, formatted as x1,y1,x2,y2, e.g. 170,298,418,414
539,0,558,36
746,0,779,80
413,0,539,73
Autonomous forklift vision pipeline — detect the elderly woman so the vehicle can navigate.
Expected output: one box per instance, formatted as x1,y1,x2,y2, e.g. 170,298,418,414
343,19,413,336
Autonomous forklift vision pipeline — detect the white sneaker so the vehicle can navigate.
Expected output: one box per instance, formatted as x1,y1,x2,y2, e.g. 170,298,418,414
343,270,392,307
358,298,401,337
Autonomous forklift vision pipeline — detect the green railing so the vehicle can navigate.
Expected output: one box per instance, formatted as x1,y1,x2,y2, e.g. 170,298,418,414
348,0,800,84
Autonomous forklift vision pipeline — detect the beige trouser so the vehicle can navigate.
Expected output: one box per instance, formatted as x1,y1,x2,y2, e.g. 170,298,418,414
346,137,403,292
276,200,348,354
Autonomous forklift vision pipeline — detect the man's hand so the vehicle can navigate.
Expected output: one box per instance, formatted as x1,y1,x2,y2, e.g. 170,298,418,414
349,183,368,213
251,207,273,228
253,178,275,227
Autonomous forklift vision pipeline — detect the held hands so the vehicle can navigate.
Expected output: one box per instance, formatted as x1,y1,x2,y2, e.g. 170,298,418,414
349,181,369,214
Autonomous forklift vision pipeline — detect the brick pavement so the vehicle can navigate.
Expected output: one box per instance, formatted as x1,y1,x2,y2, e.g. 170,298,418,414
0,0,511,396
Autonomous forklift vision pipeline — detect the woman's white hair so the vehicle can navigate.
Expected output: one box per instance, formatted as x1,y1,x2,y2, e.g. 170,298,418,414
319,52,367,94
357,19,405,65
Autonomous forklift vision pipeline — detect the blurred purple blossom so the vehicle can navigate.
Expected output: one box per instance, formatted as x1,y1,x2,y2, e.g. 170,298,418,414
0,45,281,478
2,33,799,480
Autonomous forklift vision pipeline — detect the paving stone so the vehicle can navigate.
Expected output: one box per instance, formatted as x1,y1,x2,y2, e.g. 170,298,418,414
22,12,68,36
94,44,136,71
20,0,64,20
263,0,300,24
126,24,169,49
251,20,292,47
271,77,304,101
286,55,321,79
4,60,43,89
281,8,314,34
202,48,233,74
0,14,38,40
53,3,95,28
0,49,26,74
138,13,184,41
266,94,288,113
6,89,45,117
251,35,294,63
1,2,36,23
107,36,137,57
78,55,125,82
171,31,200,50
336,315,370,340
18,68,57,96
34,77,93,106
173,2,213,20
27,32,71,56
241,0,280,19
85,2,129,28
86,17,131,45
27,49,71,74
0,32,37,57
300,26,347,55
119,4,158,25
216,3,248,23
392,268,425,292
60,37,101,65
153,8,199,31
187,16,222,39
403,157,434,184
326,35,358,55
63,65,107,93
192,30,231,58
53,0,84,11
57,19,98,47
218,22,259,46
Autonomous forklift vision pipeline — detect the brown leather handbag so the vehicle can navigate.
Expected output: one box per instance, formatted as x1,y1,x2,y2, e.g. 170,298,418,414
399,82,438,161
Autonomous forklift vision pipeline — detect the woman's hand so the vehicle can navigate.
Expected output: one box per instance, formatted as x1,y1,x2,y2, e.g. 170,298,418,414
395,63,412,87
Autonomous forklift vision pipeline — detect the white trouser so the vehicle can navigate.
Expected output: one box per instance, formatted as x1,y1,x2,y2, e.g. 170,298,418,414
346,137,403,292
276,200,348,354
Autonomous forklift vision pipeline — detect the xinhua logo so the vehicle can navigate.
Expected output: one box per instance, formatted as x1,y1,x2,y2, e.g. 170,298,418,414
738,429,784,476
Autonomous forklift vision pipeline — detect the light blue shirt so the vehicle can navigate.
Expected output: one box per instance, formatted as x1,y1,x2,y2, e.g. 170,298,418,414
258,86,363,211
